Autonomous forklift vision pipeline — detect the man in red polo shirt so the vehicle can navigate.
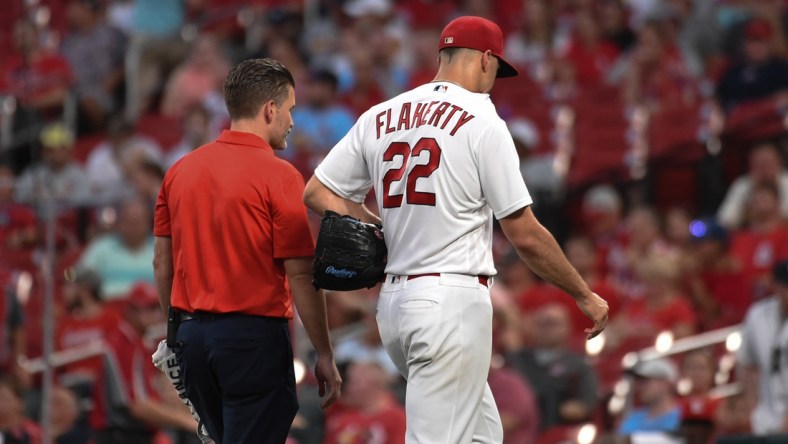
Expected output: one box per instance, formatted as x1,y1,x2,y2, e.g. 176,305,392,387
153,58,341,444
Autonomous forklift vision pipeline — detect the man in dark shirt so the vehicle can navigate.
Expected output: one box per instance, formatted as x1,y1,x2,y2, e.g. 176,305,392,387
507,303,599,430
716,19,788,111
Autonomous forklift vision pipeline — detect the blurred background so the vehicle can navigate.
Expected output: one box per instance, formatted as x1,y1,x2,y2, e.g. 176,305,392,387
0,0,787,443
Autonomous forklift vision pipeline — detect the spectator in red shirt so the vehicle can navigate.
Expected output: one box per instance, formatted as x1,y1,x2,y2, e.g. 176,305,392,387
488,362,540,444
0,376,42,444
565,235,621,334
608,253,697,350
90,283,196,444
324,361,406,444
556,10,620,89
489,289,539,444
580,184,626,279
1,20,73,113
0,164,37,252
678,349,722,444
56,269,120,394
682,218,750,328
611,206,674,301
617,20,696,110
730,181,788,300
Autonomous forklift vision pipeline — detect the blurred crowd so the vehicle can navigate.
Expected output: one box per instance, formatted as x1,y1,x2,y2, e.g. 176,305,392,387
0,0,787,443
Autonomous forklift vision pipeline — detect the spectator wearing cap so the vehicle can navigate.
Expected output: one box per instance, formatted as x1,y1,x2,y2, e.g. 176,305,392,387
78,196,155,299
56,269,121,395
717,143,788,230
0,164,37,251
716,18,788,112
681,218,749,328
14,123,92,211
737,260,788,435
90,282,196,444
730,181,788,300
86,116,162,205
618,358,682,436
61,0,127,130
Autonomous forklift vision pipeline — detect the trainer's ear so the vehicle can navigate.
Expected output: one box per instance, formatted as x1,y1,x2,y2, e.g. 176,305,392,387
261,99,277,124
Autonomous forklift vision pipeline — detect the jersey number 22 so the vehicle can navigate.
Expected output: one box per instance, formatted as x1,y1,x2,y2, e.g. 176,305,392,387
382,137,442,208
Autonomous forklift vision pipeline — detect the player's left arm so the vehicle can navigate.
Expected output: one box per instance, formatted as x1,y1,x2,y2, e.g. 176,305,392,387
303,177,380,224
153,236,174,314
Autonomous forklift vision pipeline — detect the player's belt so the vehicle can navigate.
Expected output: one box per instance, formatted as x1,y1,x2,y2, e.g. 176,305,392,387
407,273,489,287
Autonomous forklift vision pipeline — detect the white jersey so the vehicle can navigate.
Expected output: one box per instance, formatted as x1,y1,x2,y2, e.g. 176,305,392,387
314,81,532,276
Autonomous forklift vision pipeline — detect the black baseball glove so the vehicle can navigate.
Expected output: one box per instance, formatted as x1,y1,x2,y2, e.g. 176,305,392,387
313,211,387,291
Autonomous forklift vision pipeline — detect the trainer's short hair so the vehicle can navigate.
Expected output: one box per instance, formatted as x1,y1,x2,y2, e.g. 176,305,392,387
223,58,295,120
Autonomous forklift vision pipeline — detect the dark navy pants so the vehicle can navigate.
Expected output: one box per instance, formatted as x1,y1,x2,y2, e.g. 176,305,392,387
175,313,298,444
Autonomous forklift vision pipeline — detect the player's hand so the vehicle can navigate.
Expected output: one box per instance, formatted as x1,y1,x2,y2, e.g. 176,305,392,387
576,292,609,340
315,354,342,409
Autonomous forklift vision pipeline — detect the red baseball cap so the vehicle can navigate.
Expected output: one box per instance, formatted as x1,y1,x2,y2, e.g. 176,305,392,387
439,16,518,78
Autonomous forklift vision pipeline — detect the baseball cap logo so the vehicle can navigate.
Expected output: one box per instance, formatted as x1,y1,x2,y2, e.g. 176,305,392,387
444,37,454,44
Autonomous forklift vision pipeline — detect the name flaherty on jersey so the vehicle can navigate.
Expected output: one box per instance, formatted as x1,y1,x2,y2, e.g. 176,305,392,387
374,100,476,139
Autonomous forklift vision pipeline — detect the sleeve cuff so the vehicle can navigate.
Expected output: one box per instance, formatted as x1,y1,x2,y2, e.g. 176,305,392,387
494,198,533,220
314,169,367,204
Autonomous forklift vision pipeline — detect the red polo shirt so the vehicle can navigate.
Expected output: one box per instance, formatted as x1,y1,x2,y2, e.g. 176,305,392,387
154,130,315,318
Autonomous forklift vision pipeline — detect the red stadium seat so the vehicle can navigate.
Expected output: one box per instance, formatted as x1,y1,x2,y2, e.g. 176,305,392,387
723,94,786,143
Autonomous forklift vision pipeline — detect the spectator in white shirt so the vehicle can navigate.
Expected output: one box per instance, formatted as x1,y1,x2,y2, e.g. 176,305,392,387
717,143,788,229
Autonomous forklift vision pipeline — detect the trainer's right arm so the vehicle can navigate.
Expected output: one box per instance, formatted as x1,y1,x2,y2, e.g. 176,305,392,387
285,257,342,408
153,236,174,315
499,206,608,339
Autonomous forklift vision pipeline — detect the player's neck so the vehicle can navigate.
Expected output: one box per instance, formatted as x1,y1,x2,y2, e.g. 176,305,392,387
432,67,481,93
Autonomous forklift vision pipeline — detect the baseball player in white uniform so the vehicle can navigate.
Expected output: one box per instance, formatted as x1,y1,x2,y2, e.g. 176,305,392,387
304,16,609,444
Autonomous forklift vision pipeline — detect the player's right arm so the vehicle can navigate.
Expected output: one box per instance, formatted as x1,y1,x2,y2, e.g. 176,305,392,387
498,207,608,338
303,178,380,224
478,121,608,339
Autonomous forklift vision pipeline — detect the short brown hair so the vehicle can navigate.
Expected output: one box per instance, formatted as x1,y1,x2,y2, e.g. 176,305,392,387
223,58,295,120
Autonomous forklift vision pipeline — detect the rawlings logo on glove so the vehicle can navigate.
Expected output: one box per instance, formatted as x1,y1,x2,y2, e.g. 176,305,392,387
313,211,387,291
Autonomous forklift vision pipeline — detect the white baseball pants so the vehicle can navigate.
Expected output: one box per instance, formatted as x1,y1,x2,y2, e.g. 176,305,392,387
377,273,504,444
